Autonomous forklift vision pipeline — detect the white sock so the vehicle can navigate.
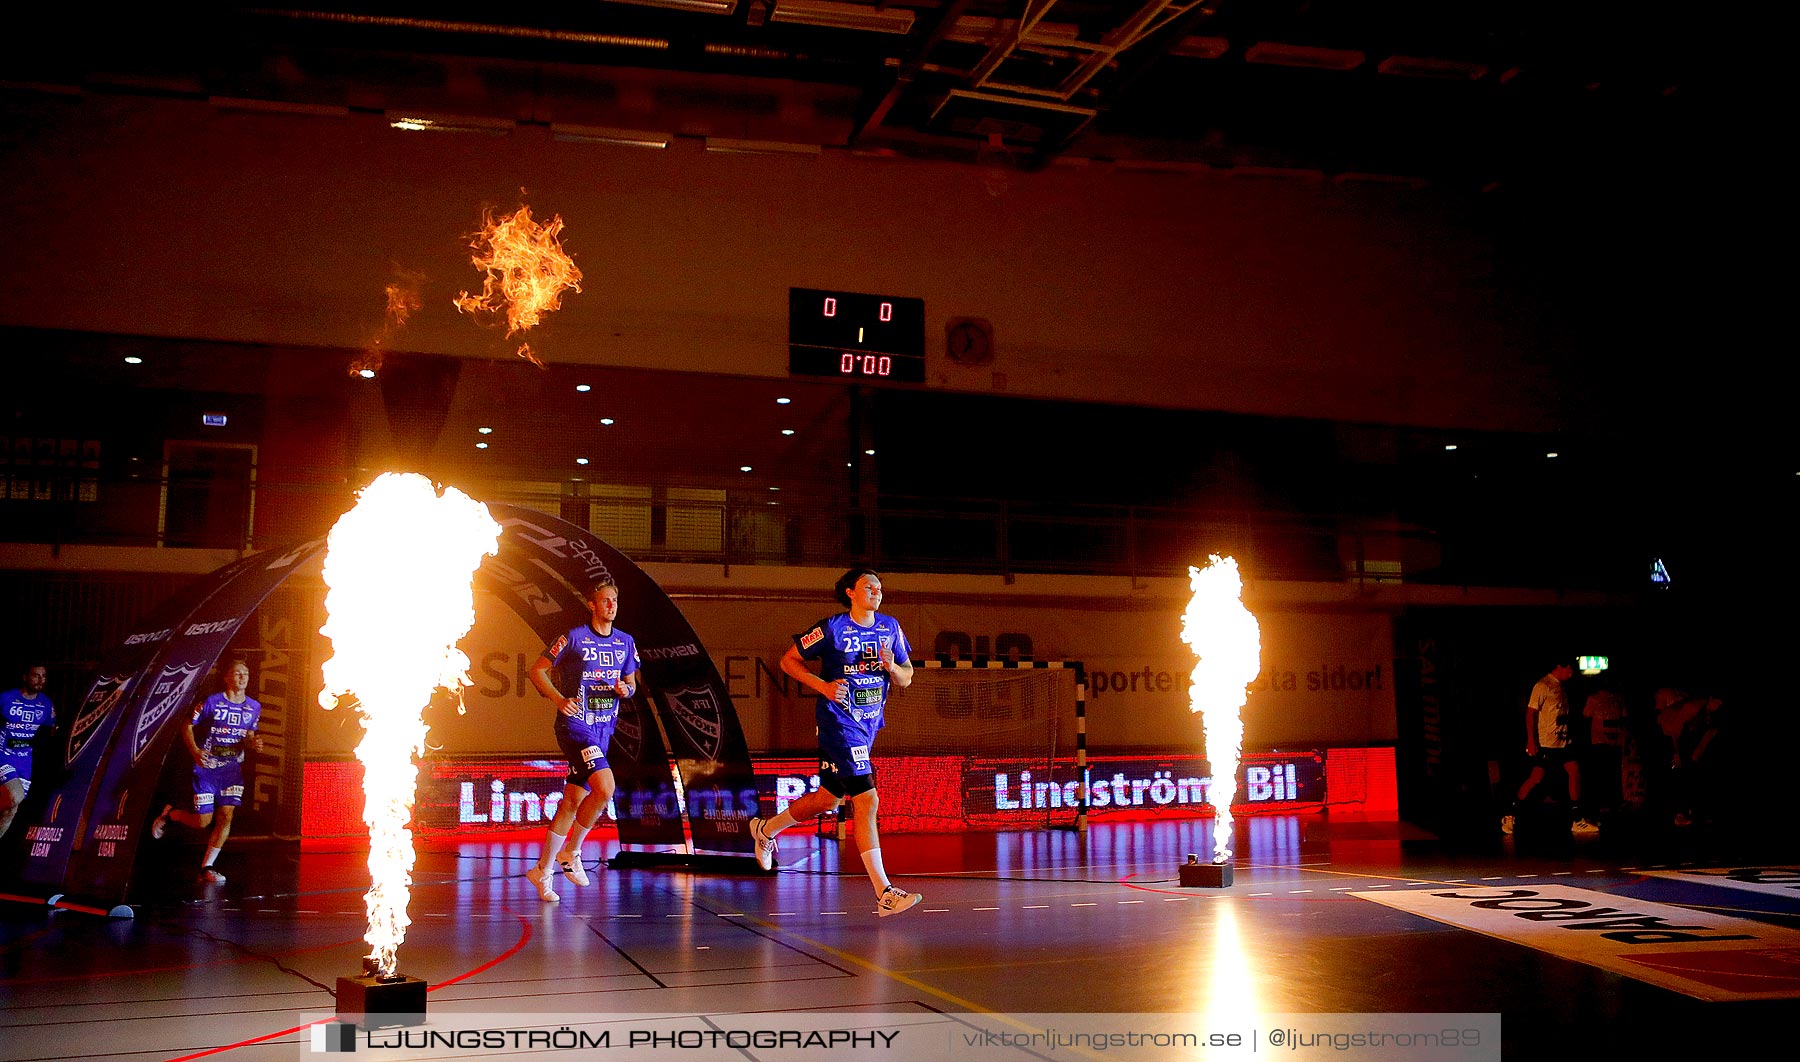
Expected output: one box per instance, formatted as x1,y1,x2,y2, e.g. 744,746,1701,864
861,846,891,893
562,825,591,858
538,829,567,870
202,847,221,868
765,810,798,837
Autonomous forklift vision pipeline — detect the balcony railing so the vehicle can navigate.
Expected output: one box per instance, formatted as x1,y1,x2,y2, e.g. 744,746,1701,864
0,466,1494,588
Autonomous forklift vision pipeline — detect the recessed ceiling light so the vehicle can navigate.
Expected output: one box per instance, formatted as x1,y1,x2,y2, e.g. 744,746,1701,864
477,426,493,435
864,449,876,455
781,429,795,436
739,465,753,472
576,384,591,393
359,368,377,379
600,418,615,426
769,486,780,491
123,356,143,365
1444,444,1458,451
1546,452,1559,459
475,442,489,450
776,397,791,405
576,457,589,465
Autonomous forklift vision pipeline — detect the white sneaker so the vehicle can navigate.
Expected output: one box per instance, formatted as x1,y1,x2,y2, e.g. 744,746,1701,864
876,885,921,917
525,865,560,903
151,804,173,840
197,867,226,884
1570,818,1600,835
749,817,777,872
1499,814,1515,835
557,854,590,887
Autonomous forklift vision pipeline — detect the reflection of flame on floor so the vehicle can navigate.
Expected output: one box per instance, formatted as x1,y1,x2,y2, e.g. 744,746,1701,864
318,472,500,978
454,203,582,366
1180,554,1261,863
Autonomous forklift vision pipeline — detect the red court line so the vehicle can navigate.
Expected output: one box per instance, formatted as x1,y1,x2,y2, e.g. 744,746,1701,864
161,912,531,1062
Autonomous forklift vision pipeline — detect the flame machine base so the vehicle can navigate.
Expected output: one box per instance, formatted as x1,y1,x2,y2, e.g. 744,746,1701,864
1178,857,1234,889
336,973,428,1027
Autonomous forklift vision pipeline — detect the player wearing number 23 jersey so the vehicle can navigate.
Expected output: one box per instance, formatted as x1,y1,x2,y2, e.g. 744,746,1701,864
793,611,911,782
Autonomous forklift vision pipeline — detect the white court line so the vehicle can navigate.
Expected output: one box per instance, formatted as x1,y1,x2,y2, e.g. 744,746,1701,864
1071,903,1098,907
1118,900,1145,904
1023,905,1050,909
974,907,998,911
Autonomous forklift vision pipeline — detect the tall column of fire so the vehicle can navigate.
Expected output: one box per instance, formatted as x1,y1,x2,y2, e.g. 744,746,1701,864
318,473,500,977
1180,554,1262,864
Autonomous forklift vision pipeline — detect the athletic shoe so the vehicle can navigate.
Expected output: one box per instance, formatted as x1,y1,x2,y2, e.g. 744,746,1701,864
749,817,777,872
1570,818,1600,835
1499,814,1515,835
197,867,226,884
876,885,921,917
151,804,173,840
557,854,590,887
525,865,560,903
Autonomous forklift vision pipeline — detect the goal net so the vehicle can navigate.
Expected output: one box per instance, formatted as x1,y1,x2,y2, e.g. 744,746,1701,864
876,660,1087,831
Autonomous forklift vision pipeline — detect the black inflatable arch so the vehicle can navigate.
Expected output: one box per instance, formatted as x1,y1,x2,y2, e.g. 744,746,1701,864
11,504,755,907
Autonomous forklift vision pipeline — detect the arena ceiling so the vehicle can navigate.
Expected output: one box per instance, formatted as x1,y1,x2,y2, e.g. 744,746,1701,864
4,1,1708,191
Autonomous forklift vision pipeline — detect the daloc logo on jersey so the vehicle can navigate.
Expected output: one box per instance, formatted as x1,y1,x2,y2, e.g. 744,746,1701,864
663,685,723,763
133,661,205,761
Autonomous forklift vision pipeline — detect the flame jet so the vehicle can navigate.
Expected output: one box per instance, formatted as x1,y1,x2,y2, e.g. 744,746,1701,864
1180,555,1262,864
318,472,500,977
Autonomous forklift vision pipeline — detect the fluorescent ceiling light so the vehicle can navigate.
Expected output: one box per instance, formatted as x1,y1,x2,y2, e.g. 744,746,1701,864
704,137,822,156
386,112,513,135
768,0,915,34
552,123,671,148
608,0,737,12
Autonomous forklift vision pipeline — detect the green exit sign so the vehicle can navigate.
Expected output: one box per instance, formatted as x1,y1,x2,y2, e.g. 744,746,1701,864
1578,655,1610,674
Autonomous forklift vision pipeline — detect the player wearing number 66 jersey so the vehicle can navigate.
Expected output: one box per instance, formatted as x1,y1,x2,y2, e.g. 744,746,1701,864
522,578,641,902
749,567,922,917
0,665,54,843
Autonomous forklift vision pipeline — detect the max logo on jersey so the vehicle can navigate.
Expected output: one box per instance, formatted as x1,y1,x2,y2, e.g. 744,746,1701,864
799,627,824,650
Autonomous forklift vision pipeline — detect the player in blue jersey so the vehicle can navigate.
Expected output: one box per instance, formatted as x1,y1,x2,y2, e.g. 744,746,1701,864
150,660,264,883
523,578,641,903
750,567,922,916
0,664,54,842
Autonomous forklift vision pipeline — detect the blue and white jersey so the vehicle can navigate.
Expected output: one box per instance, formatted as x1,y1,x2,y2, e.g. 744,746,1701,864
794,612,911,751
542,625,640,734
192,692,261,766
1,688,54,753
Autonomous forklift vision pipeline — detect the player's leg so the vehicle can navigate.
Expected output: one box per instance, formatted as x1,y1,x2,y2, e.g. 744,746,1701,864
846,783,919,916
557,766,615,886
197,805,235,881
750,763,844,871
154,763,218,838
0,775,25,840
529,736,600,901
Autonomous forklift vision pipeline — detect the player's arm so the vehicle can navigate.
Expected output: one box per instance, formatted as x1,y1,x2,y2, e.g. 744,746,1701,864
882,649,913,689
881,627,913,688
1524,699,1540,754
614,670,640,698
183,706,206,764
529,654,582,718
781,644,843,701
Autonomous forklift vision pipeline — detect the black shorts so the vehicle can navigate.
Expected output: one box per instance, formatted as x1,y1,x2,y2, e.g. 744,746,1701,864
1534,746,1576,766
818,755,877,798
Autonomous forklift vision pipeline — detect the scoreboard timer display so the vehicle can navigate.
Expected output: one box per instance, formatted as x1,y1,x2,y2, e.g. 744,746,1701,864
788,288,926,384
